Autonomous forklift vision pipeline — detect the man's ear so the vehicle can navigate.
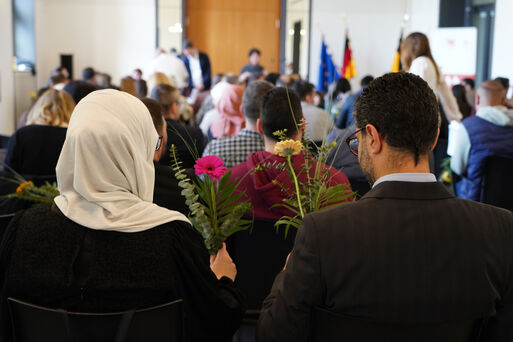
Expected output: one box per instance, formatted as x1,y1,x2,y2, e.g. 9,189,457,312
365,124,383,154
257,118,263,135
475,94,480,106
431,128,440,151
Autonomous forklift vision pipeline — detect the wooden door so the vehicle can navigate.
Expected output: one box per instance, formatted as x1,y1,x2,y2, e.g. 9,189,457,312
185,0,281,75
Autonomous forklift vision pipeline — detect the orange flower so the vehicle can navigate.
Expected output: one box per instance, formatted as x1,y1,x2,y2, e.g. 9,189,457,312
16,181,34,193
274,139,303,157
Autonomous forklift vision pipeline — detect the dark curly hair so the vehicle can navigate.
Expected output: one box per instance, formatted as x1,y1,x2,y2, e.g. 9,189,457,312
261,87,303,141
354,72,439,164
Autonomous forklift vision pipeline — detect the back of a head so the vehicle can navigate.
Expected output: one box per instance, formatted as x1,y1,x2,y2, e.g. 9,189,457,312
261,87,303,140
120,77,137,97
477,80,506,107
264,73,281,85
462,78,475,90
242,80,274,122
51,74,67,86
354,72,439,164
291,80,314,101
82,67,96,81
334,78,351,97
183,40,194,50
360,75,374,88
26,89,76,126
141,97,165,134
150,84,178,115
63,80,97,105
148,72,172,94
400,32,439,80
96,73,112,88
452,84,472,118
494,77,510,90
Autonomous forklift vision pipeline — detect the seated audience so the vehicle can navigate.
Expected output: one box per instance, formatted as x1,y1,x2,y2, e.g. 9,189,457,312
0,89,244,342
132,68,148,98
148,72,194,123
452,84,472,119
257,72,513,342
82,66,97,85
229,87,352,221
63,80,98,104
326,77,351,121
291,80,333,142
198,78,233,133
4,89,75,176
142,97,191,215
120,76,137,97
151,84,206,168
203,80,272,168
448,80,513,201
336,75,374,129
210,84,245,139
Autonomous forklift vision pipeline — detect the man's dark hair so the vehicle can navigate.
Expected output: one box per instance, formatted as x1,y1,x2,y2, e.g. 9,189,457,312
249,48,261,57
264,73,280,85
354,72,439,164
494,77,510,90
170,47,177,54
183,40,194,50
291,80,314,101
462,78,475,89
242,80,273,122
141,98,165,133
261,87,303,141
334,78,351,97
63,80,97,104
50,74,67,85
360,75,374,88
82,67,96,80
150,84,178,115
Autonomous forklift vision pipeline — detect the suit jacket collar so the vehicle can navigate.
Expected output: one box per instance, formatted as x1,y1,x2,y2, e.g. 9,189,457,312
361,181,454,201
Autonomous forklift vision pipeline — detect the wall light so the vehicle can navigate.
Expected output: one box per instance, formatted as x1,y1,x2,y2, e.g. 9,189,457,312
168,23,183,33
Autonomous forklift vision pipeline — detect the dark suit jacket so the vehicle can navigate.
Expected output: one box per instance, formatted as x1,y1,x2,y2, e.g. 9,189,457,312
257,181,513,342
182,52,212,91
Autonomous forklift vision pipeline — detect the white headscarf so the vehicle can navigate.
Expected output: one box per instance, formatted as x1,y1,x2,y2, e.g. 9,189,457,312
54,89,190,232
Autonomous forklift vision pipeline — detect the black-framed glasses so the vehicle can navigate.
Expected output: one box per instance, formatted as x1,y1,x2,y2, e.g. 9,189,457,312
156,136,163,151
345,127,364,156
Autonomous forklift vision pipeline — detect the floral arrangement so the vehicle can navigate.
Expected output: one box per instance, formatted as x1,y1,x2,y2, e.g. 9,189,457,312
1,175,59,205
171,146,252,254
258,119,354,236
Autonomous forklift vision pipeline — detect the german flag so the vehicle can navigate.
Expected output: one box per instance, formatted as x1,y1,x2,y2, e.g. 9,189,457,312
391,31,403,72
341,32,357,80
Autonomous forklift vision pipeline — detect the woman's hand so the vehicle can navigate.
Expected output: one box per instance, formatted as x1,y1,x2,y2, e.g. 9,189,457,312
210,243,237,281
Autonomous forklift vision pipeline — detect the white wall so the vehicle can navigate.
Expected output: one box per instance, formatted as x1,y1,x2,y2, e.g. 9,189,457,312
0,0,15,135
158,0,182,54
491,0,513,87
285,0,310,78
308,0,439,87
35,0,156,87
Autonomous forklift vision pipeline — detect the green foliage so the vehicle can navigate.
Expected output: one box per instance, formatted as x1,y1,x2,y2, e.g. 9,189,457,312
170,145,252,254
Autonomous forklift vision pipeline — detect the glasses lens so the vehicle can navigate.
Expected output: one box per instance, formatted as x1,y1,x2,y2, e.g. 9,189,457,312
349,138,359,155
156,137,163,151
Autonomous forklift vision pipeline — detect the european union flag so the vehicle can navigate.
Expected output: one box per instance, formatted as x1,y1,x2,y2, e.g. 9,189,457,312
317,38,340,93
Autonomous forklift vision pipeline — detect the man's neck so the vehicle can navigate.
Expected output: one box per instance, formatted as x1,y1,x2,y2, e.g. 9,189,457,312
373,155,431,181
245,120,258,132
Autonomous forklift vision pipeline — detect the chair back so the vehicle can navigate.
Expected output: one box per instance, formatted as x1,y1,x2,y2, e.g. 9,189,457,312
8,297,184,342
227,218,296,318
311,308,481,342
481,155,513,211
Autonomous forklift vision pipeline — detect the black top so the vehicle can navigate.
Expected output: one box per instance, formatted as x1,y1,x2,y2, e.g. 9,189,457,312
153,161,194,215
3,125,67,176
160,119,206,169
0,204,245,341
240,64,264,77
257,181,513,342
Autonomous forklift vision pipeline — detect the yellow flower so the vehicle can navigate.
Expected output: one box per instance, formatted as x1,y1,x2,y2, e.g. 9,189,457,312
274,139,303,157
16,181,34,193
441,170,452,183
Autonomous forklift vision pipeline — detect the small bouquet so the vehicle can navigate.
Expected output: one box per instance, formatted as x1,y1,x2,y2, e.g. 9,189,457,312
1,173,59,204
170,146,252,254
258,120,354,236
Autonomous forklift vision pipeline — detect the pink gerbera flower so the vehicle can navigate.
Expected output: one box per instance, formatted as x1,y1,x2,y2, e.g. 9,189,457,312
194,156,227,180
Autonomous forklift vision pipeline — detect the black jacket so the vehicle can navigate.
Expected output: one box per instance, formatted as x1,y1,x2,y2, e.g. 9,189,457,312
257,181,513,342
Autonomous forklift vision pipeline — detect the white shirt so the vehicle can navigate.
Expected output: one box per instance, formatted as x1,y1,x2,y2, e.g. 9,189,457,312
188,55,203,88
409,56,462,122
301,102,333,141
373,173,437,188
147,53,189,89
447,105,513,175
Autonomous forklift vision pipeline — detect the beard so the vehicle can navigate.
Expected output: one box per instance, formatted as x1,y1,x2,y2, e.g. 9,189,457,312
358,144,375,185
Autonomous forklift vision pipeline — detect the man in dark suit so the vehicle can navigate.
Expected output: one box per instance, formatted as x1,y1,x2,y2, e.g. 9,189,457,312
181,40,212,93
257,72,513,342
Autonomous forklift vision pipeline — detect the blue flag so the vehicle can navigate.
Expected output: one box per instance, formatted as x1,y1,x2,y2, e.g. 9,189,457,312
317,38,340,92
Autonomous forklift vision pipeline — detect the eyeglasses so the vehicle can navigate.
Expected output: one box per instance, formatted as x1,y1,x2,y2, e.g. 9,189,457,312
156,136,163,151
345,127,364,156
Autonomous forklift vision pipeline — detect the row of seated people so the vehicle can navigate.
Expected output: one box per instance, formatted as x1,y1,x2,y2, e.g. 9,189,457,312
1,73,512,342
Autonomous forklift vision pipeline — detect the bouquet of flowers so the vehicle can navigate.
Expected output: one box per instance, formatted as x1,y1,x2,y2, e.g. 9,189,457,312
258,120,354,236
170,146,252,254
1,172,59,204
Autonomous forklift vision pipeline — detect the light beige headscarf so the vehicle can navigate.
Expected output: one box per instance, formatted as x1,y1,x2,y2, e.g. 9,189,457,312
54,89,190,232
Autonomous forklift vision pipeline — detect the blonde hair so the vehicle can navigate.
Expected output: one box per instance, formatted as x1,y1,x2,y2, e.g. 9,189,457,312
400,32,440,83
26,89,75,127
147,72,172,94
120,76,137,97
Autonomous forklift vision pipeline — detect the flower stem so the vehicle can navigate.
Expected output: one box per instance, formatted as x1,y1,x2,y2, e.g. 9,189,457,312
287,156,305,218
210,177,218,231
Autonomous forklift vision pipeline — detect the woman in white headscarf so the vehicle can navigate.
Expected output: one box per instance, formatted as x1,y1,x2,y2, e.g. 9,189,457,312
0,89,244,342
